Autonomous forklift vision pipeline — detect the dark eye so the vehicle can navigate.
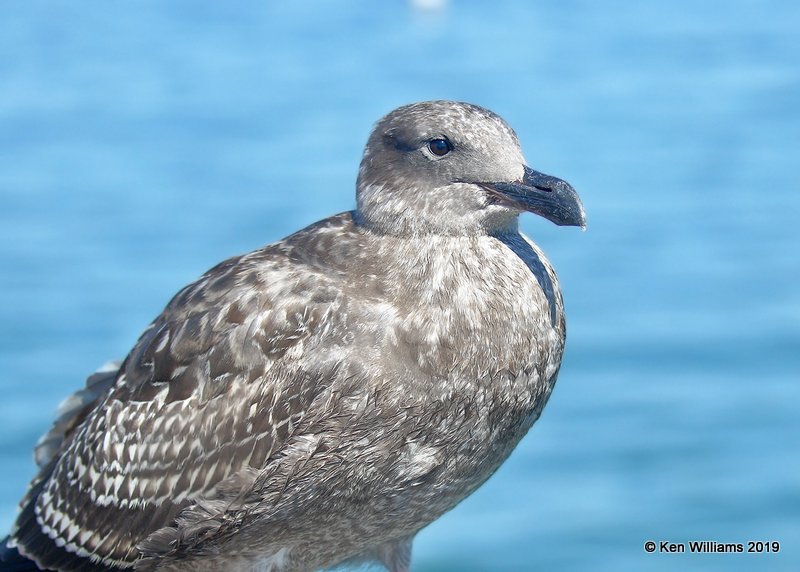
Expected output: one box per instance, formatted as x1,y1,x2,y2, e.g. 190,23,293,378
427,138,452,157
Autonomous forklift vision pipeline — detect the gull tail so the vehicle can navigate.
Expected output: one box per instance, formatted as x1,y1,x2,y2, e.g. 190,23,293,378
0,538,41,571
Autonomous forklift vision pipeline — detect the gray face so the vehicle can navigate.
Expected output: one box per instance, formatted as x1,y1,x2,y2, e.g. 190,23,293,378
356,100,585,236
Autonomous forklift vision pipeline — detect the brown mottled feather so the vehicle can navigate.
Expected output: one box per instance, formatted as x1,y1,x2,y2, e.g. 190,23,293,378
12,216,358,571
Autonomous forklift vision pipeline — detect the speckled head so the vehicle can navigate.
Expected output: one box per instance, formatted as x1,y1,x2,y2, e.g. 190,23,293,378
356,100,586,236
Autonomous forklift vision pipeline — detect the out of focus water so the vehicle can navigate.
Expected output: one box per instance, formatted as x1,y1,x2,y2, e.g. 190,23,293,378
1,1,798,570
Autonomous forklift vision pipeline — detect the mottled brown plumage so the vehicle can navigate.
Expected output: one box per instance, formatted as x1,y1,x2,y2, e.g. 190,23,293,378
3,101,585,572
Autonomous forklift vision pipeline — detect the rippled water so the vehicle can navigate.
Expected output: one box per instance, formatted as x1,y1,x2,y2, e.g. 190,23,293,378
1,1,798,570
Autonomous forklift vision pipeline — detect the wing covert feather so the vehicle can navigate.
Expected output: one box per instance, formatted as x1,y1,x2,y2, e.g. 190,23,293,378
13,227,353,571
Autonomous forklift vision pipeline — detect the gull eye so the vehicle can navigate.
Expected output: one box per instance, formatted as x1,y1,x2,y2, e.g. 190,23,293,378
427,138,452,157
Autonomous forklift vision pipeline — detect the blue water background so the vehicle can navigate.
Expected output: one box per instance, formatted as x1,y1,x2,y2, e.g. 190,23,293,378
1,1,798,570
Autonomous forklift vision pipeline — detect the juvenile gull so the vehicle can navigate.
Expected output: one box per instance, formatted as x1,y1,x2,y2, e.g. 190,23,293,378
1,100,586,572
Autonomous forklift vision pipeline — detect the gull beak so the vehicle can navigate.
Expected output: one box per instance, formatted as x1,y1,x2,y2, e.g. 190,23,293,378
478,165,587,228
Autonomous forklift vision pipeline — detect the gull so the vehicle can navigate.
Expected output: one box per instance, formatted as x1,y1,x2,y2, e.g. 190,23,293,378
1,100,585,572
